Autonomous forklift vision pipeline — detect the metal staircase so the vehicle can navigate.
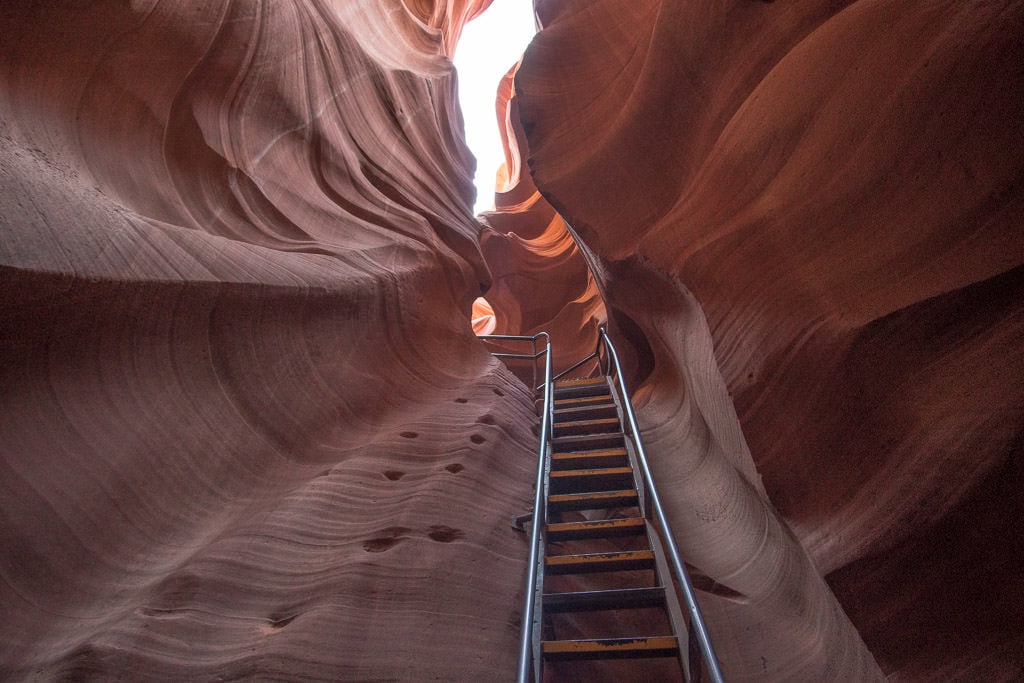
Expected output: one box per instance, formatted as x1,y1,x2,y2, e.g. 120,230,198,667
543,374,682,671
478,329,724,682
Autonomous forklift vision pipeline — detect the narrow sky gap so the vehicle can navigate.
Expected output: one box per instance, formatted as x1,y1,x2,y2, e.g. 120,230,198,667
453,1,537,215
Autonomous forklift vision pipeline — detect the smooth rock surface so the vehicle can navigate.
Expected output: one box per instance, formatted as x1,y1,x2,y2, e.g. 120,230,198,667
1,1,537,679
4,0,1022,680
517,0,1023,679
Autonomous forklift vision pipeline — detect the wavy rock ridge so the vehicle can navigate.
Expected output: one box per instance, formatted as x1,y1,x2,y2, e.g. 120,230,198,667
1,1,539,679
516,0,1024,679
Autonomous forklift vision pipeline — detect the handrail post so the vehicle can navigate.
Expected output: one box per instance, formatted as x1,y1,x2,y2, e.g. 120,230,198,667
516,332,552,683
599,328,725,683
531,336,537,392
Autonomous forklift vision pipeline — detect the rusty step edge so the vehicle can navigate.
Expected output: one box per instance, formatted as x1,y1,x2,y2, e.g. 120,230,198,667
550,466,634,480
546,517,646,540
554,377,608,388
549,467,636,493
553,383,612,400
553,417,621,432
553,402,617,415
553,394,614,408
545,550,655,575
548,489,639,512
552,441,628,457
542,636,679,661
550,449,629,471
552,432,625,447
543,586,665,613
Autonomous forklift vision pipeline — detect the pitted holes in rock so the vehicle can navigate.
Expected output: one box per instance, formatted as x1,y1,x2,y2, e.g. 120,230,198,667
476,414,496,425
445,463,465,474
363,526,411,553
400,431,418,439
493,388,504,397
269,614,297,629
427,525,464,543
455,397,469,404
470,434,486,444
257,612,299,636
383,470,405,481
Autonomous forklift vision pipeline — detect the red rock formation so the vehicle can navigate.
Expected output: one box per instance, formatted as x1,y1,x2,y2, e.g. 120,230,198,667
480,62,606,379
4,0,1021,679
517,0,1024,679
1,1,533,679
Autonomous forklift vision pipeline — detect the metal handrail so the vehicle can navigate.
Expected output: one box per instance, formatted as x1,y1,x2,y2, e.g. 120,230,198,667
478,328,721,681
549,349,600,384
477,333,549,390
476,331,553,683
597,327,725,683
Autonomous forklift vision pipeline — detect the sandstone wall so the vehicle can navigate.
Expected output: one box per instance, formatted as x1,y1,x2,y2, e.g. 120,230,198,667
1,2,538,678
516,0,1024,679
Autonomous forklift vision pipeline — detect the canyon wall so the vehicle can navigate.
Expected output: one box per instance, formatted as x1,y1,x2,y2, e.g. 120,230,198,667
516,0,1024,679
1,1,540,679
3,0,1022,680
478,61,606,378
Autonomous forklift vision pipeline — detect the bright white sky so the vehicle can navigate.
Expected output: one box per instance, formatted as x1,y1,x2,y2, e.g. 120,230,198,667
452,1,537,215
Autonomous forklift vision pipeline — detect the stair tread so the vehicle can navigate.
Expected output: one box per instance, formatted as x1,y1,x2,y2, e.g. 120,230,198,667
543,586,665,612
546,517,647,539
546,550,655,574
557,413,618,423
553,436,628,456
552,432,625,444
554,402,616,413
551,466,634,479
548,489,638,502
544,634,679,655
553,394,613,407
551,448,627,459
548,549,654,562
555,377,607,387
554,417,620,428
550,451,630,473
553,381,612,400
542,636,678,661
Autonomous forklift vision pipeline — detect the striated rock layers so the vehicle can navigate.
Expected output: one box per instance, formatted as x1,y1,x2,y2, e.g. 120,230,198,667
3,0,1022,680
477,60,606,380
1,1,539,679
516,0,1024,679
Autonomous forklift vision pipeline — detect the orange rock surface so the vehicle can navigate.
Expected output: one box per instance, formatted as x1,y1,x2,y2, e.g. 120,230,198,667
479,61,606,378
516,0,1024,679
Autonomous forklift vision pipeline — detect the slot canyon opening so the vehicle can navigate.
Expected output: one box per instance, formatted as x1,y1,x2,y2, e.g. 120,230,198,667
452,0,536,215
470,296,496,335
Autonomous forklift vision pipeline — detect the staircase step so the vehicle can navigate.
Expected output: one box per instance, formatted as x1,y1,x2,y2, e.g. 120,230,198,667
548,489,639,513
543,586,665,613
546,517,647,541
546,550,655,575
554,380,611,400
542,636,679,661
555,377,607,387
553,432,625,453
553,402,619,422
549,466,636,494
553,417,621,437
551,448,629,471
553,394,614,409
